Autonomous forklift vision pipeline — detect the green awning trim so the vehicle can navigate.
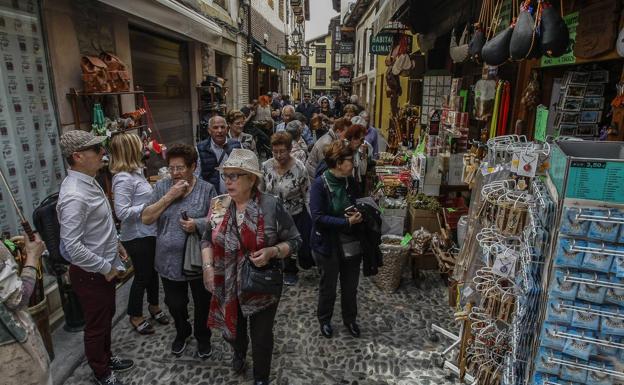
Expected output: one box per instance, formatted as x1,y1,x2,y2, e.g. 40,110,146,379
256,45,285,70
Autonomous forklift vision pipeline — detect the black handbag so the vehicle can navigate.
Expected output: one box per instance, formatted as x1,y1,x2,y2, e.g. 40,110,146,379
232,206,283,295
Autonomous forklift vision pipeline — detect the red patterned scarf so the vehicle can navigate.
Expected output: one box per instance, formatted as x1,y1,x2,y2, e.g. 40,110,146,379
208,192,277,341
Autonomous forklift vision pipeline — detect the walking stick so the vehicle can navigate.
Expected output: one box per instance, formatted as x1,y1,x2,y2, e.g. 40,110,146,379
0,167,35,241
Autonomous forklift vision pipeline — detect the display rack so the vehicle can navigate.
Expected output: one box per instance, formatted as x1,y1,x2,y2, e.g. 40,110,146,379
66,87,146,130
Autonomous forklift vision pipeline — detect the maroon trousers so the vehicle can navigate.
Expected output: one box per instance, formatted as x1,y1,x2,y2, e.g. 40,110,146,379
69,265,116,379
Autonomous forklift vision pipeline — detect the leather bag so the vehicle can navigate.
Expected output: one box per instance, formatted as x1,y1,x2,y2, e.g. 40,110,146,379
468,25,486,62
32,193,67,275
99,52,131,92
540,4,569,58
510,6,540,60
482,26,514,66
338,232,362,258
233,206,283,295
450,26,470,63
80,55,110,93
182,231,202,278
574,0,619,59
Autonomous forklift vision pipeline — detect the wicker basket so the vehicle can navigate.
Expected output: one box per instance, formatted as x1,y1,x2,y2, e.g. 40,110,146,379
373,235,410,293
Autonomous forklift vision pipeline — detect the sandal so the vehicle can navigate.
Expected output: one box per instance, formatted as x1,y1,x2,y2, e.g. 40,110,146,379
131,319,155,335
149,309,170,325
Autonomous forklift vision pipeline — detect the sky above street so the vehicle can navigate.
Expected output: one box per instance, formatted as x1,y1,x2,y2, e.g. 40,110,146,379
305,0,339,41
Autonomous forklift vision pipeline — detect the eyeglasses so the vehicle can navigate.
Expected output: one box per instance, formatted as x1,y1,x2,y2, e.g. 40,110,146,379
167,165,188,173
221,172,248,182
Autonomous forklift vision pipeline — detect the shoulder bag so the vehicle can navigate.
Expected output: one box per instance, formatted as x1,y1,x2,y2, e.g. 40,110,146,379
232,205,283,295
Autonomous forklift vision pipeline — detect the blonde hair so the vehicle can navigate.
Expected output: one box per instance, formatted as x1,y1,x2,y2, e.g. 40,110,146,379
109,132,144,174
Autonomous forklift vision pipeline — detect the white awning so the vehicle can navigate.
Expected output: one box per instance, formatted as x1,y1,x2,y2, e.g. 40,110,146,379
98,0,223,43
373,0,408,35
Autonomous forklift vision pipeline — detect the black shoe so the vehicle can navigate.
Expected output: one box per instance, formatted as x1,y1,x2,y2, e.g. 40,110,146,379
254,380,270,385
232,351,246,374
320,323,333,338
196,342,212,359
345,322,361,338
95,372,125,385
109,356,134,372
171,335,189,356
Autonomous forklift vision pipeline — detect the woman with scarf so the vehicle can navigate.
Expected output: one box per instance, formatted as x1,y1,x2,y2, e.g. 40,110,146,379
1,234,52,385
317,96,335,119
202,148,301,385
309,140,364,339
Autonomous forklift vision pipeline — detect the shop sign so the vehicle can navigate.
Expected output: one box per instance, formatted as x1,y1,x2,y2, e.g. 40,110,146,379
300,66,312,75
370,32,395,55
541,12,579,67
566,160,624,203
281,55,301,70
339,41,354,54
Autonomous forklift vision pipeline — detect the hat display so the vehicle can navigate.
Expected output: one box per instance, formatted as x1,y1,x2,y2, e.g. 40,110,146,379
60,130,107,158
217,148,264,179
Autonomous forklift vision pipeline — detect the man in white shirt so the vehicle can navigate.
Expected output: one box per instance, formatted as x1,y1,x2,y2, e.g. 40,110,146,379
275,105,314,146
57,130,133,385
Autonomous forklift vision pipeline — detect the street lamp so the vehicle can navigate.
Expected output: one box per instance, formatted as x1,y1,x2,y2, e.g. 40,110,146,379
245,51,254,65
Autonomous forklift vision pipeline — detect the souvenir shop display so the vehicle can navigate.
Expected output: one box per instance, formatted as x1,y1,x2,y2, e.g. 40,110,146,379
531,141,624,384
432,135,556,384
421,74,452,124
551,69,610,138
374,235,411,293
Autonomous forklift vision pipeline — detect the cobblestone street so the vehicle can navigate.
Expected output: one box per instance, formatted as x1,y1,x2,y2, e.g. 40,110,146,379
63,270,461,385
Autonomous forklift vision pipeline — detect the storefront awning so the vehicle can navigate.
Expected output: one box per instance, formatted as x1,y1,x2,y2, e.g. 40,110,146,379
373,0,408,35
97,0,223,43
255,44,286,71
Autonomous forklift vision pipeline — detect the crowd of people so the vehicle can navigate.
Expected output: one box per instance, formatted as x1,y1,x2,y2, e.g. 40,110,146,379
2,92,384,385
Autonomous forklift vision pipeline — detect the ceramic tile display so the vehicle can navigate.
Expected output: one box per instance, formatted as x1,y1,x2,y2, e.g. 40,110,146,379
0,1,64,236
421,75,452,124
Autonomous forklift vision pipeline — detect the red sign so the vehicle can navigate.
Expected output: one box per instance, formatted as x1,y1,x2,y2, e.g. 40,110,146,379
339,66,351,78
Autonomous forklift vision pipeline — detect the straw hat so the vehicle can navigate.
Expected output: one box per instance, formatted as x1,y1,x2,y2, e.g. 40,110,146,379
217,148,264,179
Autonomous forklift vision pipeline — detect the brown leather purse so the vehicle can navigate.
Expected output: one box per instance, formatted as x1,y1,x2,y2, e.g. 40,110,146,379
99,52,131,92
80,56,110,93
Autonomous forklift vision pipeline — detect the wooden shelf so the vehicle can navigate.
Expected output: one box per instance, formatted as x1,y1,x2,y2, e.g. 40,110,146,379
67,88,144,97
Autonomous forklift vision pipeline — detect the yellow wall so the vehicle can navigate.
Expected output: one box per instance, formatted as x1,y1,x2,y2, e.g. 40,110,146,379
308,34,333,92
374,32,419,137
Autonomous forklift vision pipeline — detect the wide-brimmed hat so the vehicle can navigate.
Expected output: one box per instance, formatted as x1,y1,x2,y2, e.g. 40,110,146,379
217,148,264,179
60,130,107,158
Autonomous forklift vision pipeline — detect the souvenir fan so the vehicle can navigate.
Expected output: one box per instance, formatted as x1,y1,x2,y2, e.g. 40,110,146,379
540,1,569,57
510,0,541,60
450,26,470,63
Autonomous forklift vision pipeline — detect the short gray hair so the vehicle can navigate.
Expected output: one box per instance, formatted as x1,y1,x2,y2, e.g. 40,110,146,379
359,110,370,119
285,120,303,140
208,115,226,128
282,105,295,114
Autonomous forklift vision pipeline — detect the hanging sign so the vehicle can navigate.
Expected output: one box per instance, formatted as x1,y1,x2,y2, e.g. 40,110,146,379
300,66,312,75
534,105,549,142
370,33,395,55
280,55,301,70
339,41,354,54
541,12,578,67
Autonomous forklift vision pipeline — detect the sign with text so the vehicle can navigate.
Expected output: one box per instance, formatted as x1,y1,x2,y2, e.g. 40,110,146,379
541,12,578,67
339,41,354,54
300,66,312,75
370,32,395,55
280,55,301,70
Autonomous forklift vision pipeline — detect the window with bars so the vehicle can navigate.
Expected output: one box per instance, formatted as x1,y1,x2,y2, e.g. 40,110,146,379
316,46,326,63
316,68,326,86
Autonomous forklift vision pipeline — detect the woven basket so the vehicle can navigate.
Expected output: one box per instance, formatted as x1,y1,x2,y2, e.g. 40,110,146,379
374,235,410,293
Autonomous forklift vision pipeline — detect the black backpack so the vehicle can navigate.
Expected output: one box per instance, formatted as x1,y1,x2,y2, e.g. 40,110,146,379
32,193,68,275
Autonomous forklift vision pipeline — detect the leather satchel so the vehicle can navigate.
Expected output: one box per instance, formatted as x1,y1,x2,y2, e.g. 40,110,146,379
482,26,514,67
540,4,570,58
233,206,283,295
99,52,131,92
80,55,110,93
338,232,362,258
574,0,619,59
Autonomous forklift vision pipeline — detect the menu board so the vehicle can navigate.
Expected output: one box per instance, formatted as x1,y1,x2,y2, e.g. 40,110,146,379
0,1,65,237
565,160,624,203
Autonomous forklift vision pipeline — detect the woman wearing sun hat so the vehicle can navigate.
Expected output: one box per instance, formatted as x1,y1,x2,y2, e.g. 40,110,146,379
201,148,301,385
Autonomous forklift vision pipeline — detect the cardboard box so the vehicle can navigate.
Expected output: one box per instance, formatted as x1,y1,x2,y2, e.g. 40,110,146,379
408,207,441,234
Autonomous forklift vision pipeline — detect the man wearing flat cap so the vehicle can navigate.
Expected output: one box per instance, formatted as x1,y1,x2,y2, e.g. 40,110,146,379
57,130,134,385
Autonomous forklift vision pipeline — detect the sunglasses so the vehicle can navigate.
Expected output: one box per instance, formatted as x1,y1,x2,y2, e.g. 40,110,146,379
221,172,248,182
78,143,103,153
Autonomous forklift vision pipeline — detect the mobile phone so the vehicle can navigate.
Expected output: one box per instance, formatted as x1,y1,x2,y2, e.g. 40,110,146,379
344,205,358,214
181,211,189,220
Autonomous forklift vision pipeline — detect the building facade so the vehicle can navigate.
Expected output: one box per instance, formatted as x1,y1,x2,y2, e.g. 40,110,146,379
305,33,335,96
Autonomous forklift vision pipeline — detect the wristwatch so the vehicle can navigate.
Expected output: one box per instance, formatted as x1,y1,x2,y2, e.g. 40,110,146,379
202,262,213,271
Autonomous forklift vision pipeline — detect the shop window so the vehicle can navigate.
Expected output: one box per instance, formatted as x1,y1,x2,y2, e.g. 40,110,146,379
316,68,326,86
316,46,326,63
